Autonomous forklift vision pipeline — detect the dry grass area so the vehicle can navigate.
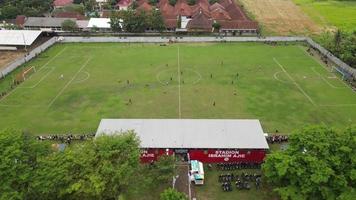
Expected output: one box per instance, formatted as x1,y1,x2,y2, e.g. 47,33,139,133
239,0,323,35
0,51,24,70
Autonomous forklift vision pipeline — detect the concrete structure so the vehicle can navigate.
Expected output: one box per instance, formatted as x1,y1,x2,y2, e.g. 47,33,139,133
24,17,77,31
87,18,111,31
0,30,42,47
96,119,269,163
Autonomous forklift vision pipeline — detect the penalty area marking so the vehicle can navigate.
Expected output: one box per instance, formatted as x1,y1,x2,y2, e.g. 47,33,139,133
273,71,291,84
311,67,345,89
0,47,68,103
273,57,316,106
47,57,92,108
73,71,90,84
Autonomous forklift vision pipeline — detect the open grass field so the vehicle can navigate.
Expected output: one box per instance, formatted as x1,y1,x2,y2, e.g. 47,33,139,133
0,42,355,134
293,0,356,31
239,0,322,35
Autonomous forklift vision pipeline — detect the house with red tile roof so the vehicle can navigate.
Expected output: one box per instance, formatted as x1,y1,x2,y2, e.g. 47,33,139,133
116,0,133,10
53,0,73,8
128,0,257,34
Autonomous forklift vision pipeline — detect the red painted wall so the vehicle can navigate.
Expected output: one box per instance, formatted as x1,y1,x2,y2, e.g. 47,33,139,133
188,149,266,163
140,148,267,163
140,148,174,163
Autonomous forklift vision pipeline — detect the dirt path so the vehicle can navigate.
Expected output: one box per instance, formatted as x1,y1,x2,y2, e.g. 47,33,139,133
239,0,322,35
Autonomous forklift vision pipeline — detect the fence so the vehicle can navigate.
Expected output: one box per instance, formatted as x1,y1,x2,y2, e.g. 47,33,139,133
305,38,356,79
61,36,307,43
1,36,355,80
0,37,57,78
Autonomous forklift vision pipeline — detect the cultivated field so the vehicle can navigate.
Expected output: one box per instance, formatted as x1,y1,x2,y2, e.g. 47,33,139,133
239,0,322,35
293,0,356,31
0,42,355,134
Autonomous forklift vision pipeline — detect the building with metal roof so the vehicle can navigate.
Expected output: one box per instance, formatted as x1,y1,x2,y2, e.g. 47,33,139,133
96,119,269,163
24,17,77,31
87,18,111,29
0,30,42,46
96,119,268,149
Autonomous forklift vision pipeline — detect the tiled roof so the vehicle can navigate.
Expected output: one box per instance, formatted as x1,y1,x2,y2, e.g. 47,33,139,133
53,0,73,7
210,7,231,20
175,0,193,16
116,0,132,7
137,1,153,12
225,3,247,20
164,19,177,28
151,0,257,31
16,15,26,27
218,20,258,30
187,11,212,31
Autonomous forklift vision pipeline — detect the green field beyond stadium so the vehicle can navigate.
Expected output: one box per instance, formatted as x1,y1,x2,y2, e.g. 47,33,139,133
0,42,355,134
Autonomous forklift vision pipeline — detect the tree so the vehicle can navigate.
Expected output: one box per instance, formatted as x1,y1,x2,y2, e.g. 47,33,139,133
263,126,356,200
121,10,148,33
317,30,356,69
148,0,158,5
160,188,188,200
212,22,221,32
0,129,49,200
73,0,83,4
0,0,52,20
177,15,182,29
334,29,342,52
169,0,177,6
130,0,139,9
152,155,176,183
187,0,196,6
83,0,97,12
30,131,141,199
110,12,123,32
148,9,166,32
208,0,218,4
61,19,78,32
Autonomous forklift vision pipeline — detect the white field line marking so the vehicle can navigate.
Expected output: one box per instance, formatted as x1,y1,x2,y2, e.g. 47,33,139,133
18,67,55,89
177,46,181,118
18,47,68,88
311,67,344,89
273,58,316,106
73,71,90,84
298,45,352,90
0,48,68,103
273,71,291,84
0,104,45,108
319,104,356,107
47,58,91,108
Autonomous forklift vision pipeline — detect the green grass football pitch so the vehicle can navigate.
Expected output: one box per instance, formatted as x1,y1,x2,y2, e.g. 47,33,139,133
0,42,355,134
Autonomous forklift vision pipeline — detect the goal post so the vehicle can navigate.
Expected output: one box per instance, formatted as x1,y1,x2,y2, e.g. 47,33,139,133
332,65,347,80
14,66,36,82
22,66,36,81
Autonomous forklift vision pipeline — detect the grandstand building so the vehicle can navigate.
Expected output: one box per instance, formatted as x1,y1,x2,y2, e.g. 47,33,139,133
0,30,42,50
95,119,269,163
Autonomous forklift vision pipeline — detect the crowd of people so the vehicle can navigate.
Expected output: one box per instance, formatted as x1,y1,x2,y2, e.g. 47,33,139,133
36,133,95,144
219,172,262,192
217,162,262,171
266,135,289,144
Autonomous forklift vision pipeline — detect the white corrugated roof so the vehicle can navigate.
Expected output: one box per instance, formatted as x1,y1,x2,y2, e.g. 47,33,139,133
0,30,42,46
96,119,269,149
87,18,111,28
